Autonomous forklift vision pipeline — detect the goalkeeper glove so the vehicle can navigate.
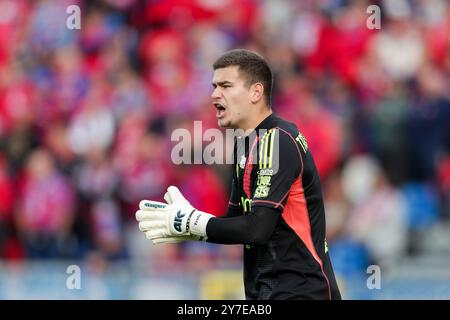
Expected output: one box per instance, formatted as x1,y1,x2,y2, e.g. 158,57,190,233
152,186,206,244
136,186,215,244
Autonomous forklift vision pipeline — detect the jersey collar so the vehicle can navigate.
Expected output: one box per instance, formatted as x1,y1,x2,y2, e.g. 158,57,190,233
254,112,277,133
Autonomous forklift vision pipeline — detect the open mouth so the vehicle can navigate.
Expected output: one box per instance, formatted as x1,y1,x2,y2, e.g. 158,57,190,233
214,103,226,118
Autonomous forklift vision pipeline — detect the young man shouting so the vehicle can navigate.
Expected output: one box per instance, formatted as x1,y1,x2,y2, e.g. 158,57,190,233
136,49,341,300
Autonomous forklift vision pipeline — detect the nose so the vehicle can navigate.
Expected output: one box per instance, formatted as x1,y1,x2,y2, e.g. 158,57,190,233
211,87,221,100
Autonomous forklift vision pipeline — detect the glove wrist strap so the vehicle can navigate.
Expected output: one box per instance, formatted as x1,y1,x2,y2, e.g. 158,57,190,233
188,210,214,237
185,209,197,233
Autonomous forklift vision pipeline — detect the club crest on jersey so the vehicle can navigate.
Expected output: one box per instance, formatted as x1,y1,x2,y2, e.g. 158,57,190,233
239,155,247,169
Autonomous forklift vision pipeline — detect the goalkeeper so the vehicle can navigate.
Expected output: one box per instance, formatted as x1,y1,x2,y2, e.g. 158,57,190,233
135,49,341,300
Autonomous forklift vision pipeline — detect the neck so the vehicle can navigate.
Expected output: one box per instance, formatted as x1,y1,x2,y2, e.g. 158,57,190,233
242,107,272,136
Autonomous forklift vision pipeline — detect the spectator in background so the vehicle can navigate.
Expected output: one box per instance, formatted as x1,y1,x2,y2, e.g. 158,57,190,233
67,84,115,156
114,114,173,218
43,120,76,174
342,155,408,268
15,148,76,258
72,147,120,257
0,61,40,173
437,154,450,219
89,199,127,260
46,45,89,121
75,148,119,201
109,67,152,121
369,79,409,185
323,171,350,241
277,75,344,179
139,29,198,116
406,63,450,181
0,153,21,259
373,6,425,81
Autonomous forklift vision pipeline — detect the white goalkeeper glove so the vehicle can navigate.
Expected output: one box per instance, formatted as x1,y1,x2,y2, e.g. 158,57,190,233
156,186,208,244
136,186,215,244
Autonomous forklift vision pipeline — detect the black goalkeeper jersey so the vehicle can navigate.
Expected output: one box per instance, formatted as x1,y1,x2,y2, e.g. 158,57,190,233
228,113,341,300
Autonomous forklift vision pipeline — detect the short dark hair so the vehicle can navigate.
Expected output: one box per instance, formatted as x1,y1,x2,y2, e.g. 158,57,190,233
213,49,273,107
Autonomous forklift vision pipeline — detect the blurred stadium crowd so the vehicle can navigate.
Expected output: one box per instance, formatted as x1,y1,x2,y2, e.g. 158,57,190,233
0,0,449,282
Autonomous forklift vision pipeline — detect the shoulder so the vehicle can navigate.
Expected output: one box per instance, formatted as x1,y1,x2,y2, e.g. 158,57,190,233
254,117,304,176
270,116,307,155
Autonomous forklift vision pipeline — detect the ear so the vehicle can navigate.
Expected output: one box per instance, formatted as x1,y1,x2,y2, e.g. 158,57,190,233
250,83,264,104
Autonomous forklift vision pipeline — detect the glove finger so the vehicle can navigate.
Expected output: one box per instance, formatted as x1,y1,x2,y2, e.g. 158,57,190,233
152,237,184,244
139,220,166,232
139,200,168,211
135,210,167,222
164,191,172,204
146,229,168,239
167,186,188,205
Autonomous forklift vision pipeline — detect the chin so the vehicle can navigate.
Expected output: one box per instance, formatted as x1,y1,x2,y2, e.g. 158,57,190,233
218,119,231,128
